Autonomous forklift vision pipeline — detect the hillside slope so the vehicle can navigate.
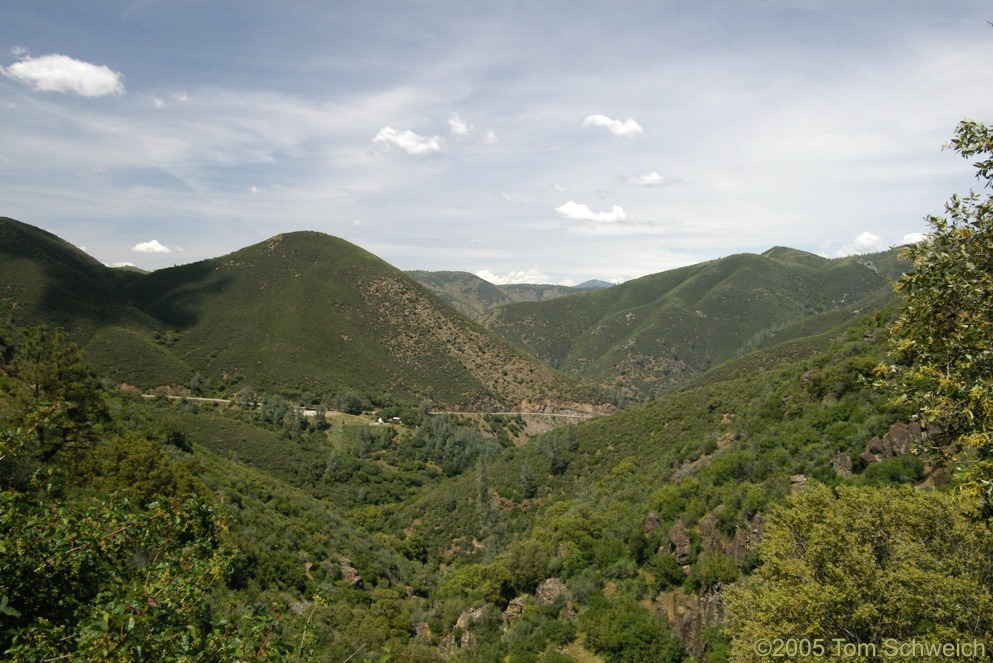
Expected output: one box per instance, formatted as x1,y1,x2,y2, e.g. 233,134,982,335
0,217,146,333
485,247,908,400
128,232,600,410
0,218,601,411
408,270,583,322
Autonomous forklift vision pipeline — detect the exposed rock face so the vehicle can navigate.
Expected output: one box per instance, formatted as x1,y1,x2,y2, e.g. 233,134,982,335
732,514,764,564
831,452,853,477
535,577,570,607
666,522,692,565
643,510,662,535
504,595,529,624
337,556,361,587
790,474,807,493
696,511,764,565
657,587,725,660
861,422,926,465
439,606,489,657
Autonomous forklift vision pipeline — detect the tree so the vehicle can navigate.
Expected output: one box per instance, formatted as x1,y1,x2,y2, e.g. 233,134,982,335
0,323,107,461
0,432,290,661
883,119,993,510
579,592,686,663
724,483,993,662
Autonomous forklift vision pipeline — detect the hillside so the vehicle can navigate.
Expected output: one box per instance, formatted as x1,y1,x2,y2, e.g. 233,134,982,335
0,218,601,412
484,246,909,401
5,218,990,661
0,217,147,333
408,270,585,322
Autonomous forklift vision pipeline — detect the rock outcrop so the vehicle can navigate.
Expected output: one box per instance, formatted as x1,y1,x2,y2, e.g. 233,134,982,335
666,522,692,565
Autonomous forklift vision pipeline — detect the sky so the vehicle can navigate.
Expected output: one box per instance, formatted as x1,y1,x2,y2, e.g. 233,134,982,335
2,2,992,285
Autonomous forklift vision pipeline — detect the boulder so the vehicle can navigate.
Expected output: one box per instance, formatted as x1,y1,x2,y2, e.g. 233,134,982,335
831,452,853,477
535,577,570,607
504,595,529,624
667,523,692,565
643,510,662,535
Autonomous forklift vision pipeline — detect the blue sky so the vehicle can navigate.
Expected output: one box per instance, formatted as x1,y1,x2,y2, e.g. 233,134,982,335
2,1,992,284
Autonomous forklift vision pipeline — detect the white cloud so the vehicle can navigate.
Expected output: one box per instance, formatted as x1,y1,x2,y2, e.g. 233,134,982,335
476,268,550,285
132,239,172,254
581,114,644,138
902,232,926,245
373,126,444,155
478,128,498,145
448,112,470,137
2,54,124,97
448,112,498,144
555,201,627,223
627,171,673,187
835,231,885,257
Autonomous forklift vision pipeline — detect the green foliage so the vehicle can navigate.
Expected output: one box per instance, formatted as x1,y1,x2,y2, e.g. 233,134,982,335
0,472,287,660
724,483,993,662
858,454,924,486
884,119,993,510
488,246,906,401
579,593,686,663
686,551,738,593
647,553,686,592
74,433,201,504
0,321,107,462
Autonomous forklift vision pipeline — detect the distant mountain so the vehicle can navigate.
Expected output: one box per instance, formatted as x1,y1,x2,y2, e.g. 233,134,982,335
484,246,909,400
408,270,581,322
575,279,614,290
2,215,908,407
0,218,602,412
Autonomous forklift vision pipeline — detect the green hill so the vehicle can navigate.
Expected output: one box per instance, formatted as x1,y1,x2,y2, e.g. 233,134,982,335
408,270,582,322
0,217,147,333
126,232,599,409
484,247,909,401
3,240,982,661
0,219,599,411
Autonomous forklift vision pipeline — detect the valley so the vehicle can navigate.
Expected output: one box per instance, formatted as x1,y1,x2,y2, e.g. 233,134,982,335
2,214,992,662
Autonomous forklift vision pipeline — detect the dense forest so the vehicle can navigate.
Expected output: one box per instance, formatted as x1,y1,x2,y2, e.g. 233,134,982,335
3,119,993,661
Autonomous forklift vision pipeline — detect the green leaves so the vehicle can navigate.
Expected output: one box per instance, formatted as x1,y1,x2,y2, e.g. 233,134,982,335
884,120,993,509
725,484,993,662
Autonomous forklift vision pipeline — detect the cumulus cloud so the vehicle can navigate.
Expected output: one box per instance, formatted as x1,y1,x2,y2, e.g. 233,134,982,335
835,231,885,257
448,112,498,144
627,171,673,186
476,268,550,285
373,126,444,155
2,53,125,97
902,232,927,244
132,239,172,254
555,201,627,223
582,114,644,138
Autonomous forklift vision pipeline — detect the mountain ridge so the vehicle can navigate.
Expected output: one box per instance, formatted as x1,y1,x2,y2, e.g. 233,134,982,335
0,219,602,412
1,216,908,406
484,246,909,400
